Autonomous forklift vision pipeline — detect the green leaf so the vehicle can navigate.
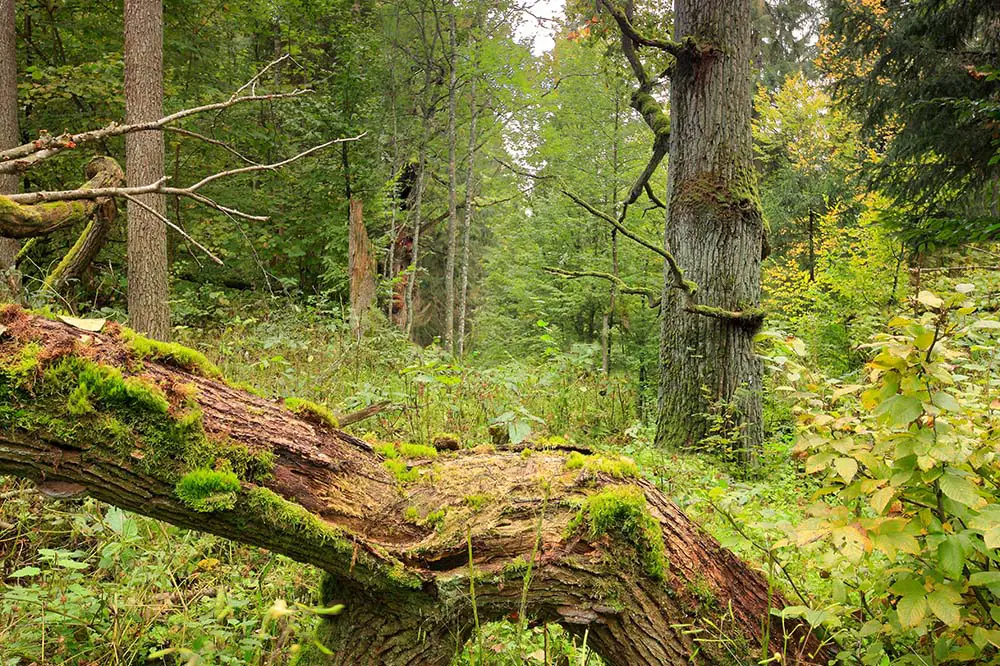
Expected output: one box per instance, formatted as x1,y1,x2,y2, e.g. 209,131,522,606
927,586,962,627
937,538,965,580
870,486,896,514
875,394,923,428
835,457,859,483
897,592,928,628
938,470,984,508
969,571,1000,587
930,392,961,412
7,566,41,578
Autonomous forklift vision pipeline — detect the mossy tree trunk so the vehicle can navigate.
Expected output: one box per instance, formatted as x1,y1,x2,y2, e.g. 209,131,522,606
0,311,829,666
655,0,766,461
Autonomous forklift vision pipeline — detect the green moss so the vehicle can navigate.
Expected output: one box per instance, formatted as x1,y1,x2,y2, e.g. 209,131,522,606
2,342,43,383
403,506,420,521
284,397,339,428
464,494,490,511
120,327,222,378
520,447,534,458
423,509,446,530
374,442,399,458
175,468,241,512
499,556,531,580
384,458,420,483
631,90,670,139
569,485,668,580
45,356,170,416
1,346,272,486
564,452,640,479
398,442,437,459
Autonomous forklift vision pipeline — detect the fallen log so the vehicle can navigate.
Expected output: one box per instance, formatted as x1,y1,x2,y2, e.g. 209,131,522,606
0,307,833,665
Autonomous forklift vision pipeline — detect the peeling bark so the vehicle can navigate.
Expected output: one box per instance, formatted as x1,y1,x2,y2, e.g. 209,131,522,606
0,311,831,666
348,199,375,338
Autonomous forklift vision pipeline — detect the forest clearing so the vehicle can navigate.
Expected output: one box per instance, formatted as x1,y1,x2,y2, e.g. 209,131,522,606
0,0,998,663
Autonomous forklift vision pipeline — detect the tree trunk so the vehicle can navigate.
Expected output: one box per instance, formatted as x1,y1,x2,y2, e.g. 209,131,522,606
656,0,765,461
348,198,375,339
0,0,21,300
443,3,459,354
0,310,830,666
457,69,478,359
124,0,170,340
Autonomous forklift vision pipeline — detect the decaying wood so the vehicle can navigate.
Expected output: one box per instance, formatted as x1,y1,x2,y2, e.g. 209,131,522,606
0,157,124,238
348,199,376,338
0,310,832,665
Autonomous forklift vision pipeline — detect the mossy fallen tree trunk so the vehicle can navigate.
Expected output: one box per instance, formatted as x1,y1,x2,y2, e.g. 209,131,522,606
0,308,831,665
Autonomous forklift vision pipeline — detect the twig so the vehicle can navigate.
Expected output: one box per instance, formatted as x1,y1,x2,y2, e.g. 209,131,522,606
121,194,224,265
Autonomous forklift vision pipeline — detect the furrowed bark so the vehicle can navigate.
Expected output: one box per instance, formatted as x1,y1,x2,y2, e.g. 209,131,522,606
656,0,765,461
0,310,830,666
124,0,170,340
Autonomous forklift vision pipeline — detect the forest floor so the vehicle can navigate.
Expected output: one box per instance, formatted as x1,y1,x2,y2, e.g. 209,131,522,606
0,298,829,666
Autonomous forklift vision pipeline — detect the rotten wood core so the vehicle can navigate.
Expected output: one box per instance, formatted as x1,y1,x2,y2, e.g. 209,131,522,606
0,310,831,665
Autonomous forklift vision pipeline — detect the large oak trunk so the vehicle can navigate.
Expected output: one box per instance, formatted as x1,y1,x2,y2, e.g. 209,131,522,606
656,0,765,460
0,310,828,665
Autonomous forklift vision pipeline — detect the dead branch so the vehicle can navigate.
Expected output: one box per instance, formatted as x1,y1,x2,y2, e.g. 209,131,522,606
0,55,310,174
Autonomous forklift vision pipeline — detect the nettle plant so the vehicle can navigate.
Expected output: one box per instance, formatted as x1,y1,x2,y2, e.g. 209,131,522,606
774,286,1000,664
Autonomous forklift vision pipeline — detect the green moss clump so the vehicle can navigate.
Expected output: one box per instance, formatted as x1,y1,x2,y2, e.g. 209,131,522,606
570,485,668,580
398,443,437,459
45,356,170,416
175,468,241,512
384,458,420,483
403,506,420,521
423,509,445,530
120,327,222,378
2,342,43,383
564,452,640,479
464,494,490,510
284,397,339,428
374,442,398,458
499,556,531,580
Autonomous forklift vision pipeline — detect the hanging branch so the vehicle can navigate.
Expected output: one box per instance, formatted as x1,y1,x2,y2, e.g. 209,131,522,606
493,157,764,327
544,267,660,308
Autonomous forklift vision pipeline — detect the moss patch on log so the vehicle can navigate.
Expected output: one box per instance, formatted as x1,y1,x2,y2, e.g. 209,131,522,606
284,397,339,428
119,327,222,378
176,468,241,512
569,485,668,580
0,338,272,485
564,452,640,479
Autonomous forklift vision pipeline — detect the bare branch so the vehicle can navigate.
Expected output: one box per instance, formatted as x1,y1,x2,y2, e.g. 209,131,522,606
0,54,312,174
164,127,260,166
121,193,224,265
7,135,365,226
184,134,365,192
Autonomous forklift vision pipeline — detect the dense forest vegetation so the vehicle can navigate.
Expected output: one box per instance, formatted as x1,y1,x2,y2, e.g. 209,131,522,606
0,0,999,663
